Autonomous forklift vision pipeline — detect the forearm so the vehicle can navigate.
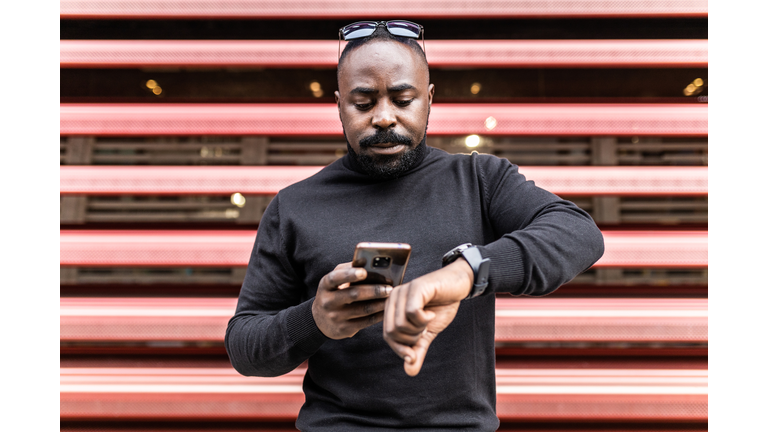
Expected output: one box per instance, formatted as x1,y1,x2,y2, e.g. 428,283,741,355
478,200,604,296
472,155,605,297
225,193,330,377
226,298,328,377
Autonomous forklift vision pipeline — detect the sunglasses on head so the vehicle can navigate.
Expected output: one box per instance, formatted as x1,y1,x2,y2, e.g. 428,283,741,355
338,20,425,59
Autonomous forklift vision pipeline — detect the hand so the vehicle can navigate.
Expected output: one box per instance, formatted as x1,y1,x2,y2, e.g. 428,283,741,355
382,259,474,376
312,262,393,339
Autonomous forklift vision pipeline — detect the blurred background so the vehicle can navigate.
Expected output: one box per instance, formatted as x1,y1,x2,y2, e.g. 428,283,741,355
60,1,708,431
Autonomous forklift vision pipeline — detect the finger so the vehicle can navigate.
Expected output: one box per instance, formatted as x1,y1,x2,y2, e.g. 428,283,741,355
334,261,353,270
404,331,437,377
333,262,354,289
383,289,421,346
394,285,424,336
383,294,398,345
338,284,392,304
320,267,367,291
345,299,386,320
386,327,422,346
404,283,434,328
383,294,417,358
383,327,417,362
422,309,437,322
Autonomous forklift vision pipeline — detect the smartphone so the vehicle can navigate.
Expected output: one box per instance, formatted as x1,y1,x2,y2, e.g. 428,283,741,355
352,242,412,286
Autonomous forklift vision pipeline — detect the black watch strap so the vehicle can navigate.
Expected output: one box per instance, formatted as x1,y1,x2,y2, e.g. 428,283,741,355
441,244,491,299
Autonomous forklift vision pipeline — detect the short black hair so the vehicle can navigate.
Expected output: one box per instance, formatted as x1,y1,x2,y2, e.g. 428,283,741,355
337,26,428,80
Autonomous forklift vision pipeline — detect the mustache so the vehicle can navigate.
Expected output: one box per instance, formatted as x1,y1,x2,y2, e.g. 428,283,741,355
358,129,413,148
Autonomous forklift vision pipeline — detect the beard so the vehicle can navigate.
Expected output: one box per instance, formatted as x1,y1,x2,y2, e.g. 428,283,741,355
345,128,428,180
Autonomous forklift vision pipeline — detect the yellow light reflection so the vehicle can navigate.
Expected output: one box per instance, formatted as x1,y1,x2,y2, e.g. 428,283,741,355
470,83,482,95
310,82,322,92
145,79,158,89
484,116,498,131
152,86,163,95
465,135,481,148
683,84,697,96
312,89,324,98
231,193,246,208
683,78,705,96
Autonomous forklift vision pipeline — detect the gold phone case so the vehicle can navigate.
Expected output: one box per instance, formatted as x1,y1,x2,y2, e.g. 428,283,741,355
352,242,412,286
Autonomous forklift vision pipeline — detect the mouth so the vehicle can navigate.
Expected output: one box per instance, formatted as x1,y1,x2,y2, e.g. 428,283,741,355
366,143,407,155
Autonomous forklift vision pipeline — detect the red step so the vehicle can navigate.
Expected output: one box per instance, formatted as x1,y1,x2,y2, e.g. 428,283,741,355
60,366,708,421
60,297,707,344
60,0,708,19
59,230,709,267
60,39,708,68
60,103,709,137
59,165,708,196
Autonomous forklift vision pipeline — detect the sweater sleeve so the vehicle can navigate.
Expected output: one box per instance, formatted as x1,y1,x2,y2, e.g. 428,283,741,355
473,155,605,296
225,194,328,377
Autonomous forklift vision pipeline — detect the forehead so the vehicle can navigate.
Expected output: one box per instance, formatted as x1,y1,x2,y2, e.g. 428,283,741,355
338,40,428,91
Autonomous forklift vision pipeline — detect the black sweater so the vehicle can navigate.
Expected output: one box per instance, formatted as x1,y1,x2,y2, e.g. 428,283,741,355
226,146,604,431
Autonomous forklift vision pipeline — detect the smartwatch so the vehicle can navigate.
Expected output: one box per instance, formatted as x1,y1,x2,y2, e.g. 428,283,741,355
441,243,491,299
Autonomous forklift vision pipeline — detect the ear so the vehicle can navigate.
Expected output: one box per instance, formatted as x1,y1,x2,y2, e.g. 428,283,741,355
427,84,435,107
334,91,343,123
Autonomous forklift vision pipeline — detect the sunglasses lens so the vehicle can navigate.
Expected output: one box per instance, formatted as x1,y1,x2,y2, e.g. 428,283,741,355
342,22,377,40
386,21,421,38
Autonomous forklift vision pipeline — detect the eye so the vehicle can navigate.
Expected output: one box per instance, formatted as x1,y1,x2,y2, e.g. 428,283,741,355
394,99,413,107
354,102,373,110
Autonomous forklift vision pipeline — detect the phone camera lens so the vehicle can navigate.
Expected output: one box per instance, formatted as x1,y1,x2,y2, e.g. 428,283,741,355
372,256,391,268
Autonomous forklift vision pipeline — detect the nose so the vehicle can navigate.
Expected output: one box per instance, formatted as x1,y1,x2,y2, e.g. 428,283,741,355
371,100,396,130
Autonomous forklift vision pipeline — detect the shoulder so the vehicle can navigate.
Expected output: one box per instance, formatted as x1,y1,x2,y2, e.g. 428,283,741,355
421,146,502,170
436,149,519,184
429,147,515,169
472,151,517,172
270,157,369,221
278,158,348,196
462,152,527,203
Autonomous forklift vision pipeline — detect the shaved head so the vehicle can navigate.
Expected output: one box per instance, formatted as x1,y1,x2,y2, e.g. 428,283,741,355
337,26,428,85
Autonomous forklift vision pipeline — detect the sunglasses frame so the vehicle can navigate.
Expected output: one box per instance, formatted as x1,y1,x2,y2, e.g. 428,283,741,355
338,20,426,60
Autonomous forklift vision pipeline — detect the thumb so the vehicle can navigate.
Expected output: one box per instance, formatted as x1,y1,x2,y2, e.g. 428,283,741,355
403,331,436,377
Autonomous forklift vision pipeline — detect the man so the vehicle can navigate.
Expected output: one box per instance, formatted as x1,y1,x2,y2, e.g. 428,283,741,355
226,22,604,431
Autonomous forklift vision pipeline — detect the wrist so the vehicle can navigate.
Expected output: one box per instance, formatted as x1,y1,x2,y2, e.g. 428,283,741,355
444,259,473,300
441,243,491,299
